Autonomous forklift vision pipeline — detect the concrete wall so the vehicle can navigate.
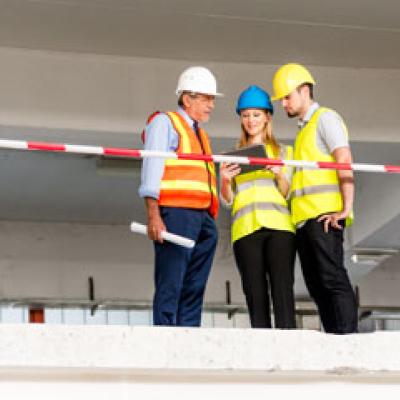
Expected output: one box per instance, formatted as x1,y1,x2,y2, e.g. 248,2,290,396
0,221,243,305
1,46,400,142
359,253,400,308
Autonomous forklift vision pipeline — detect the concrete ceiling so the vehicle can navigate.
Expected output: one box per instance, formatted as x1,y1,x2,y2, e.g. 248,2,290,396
0,0,400,68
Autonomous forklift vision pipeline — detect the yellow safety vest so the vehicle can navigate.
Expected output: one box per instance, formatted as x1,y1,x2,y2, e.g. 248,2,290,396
290,107,354,227
231,143,295,243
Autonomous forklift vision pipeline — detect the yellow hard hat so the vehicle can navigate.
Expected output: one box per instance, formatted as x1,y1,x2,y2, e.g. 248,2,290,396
271,63,316,101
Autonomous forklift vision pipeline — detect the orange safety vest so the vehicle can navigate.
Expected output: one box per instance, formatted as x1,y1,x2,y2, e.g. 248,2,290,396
143,111,219,218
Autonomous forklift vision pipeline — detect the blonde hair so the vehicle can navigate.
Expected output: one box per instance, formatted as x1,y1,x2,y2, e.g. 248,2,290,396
237,111,280,158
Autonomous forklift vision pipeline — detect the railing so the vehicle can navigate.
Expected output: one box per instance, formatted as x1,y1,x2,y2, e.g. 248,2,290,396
0,297,320,329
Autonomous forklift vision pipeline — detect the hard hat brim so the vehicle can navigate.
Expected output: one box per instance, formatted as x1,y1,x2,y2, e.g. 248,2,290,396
176,90,224,97
270,95,282,102
271,83,315,102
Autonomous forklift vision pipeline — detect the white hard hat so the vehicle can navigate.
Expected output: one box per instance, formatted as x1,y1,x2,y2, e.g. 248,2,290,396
176,66,223,97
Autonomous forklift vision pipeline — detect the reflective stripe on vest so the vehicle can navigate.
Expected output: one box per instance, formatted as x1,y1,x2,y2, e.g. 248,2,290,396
232,202,290,222
290,184,340,200
236,177,275,192
290,107,353,226
231,144,294,243
154,111,219,218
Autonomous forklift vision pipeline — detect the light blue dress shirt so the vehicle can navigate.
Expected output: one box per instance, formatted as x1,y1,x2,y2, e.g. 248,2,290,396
139,108,196,199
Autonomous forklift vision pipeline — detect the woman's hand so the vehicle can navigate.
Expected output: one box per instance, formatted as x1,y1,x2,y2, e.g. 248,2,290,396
265,165,289,197
270,166,283,177
220,162,241,204
265,165,284,180
220,162,241,182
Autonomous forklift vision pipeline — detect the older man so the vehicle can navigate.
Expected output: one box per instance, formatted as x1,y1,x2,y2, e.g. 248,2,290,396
139,66,222,326
271,63,358,334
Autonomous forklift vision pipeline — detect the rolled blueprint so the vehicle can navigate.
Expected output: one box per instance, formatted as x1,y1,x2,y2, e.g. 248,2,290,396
130,221,195,249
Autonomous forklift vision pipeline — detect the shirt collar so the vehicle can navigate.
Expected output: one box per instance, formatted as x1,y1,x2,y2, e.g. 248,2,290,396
298,102,320,129
177,107,197,128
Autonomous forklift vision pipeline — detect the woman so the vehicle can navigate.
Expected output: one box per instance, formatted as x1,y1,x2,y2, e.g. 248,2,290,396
220,85,296,328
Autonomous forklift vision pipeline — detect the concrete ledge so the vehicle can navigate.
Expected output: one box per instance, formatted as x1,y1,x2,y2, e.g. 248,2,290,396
1,324,400,375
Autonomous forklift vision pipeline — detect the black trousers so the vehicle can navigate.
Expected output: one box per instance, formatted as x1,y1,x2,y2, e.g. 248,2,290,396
296,218,358,334
233,228,296,329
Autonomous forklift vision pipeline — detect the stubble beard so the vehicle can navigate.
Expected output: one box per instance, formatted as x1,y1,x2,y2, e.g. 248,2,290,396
286,111,299,119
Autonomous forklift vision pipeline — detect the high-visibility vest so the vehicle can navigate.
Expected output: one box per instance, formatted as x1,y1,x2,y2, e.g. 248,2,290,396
290,107,354,226
146,111,219,218
231,143,295,243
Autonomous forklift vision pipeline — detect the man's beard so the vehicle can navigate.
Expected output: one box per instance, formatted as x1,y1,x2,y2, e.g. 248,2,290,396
286,111,298,119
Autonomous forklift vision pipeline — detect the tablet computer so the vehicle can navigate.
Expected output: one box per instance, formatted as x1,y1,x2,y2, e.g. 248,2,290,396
221,144,267,174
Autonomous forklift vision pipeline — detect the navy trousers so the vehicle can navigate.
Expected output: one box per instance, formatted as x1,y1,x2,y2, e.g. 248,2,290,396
153,207,218,326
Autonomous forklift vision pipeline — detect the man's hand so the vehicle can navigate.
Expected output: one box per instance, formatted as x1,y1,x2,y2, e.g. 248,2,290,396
317,211,348,233
317,146,354,233
145,197,166,243
147,214,166,243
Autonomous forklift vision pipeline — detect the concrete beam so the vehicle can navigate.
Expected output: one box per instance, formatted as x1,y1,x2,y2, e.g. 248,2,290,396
1,324,400,374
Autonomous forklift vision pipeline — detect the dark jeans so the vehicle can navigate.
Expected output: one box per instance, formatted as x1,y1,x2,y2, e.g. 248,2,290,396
233,228,296,329
296,218,358,334
153,207,218,327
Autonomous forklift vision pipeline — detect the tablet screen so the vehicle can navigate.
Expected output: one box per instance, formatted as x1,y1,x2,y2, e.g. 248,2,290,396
221,144,267,174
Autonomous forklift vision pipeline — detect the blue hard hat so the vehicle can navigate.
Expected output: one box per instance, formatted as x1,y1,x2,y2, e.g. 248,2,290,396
236,85,274,115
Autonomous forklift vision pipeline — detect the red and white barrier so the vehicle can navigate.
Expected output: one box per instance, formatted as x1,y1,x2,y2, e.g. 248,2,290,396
0,138,399,173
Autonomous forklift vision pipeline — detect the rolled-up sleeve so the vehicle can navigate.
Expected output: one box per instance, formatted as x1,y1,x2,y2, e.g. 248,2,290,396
319,111,349,153
138,114,178,199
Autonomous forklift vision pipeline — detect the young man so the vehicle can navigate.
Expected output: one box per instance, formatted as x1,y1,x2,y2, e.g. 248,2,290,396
271,63,358,334
139,66,222,326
